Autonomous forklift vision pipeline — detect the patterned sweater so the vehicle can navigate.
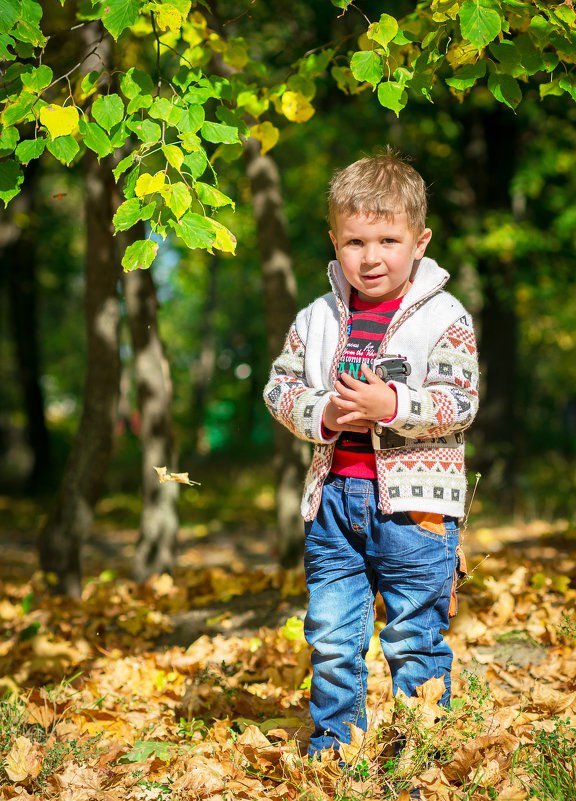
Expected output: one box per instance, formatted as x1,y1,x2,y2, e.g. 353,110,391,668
263,257,479,521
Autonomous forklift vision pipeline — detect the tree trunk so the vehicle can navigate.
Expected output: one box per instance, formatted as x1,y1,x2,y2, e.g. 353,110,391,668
190,258,218,453
462,108,520,497
37,26,120,597
121,224,179,582
244,138,307,567
0,164,51,490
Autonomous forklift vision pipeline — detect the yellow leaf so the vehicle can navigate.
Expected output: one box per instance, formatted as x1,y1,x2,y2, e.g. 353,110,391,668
225,39,249,70
207,32,227,53
153,465,200,485
4,736,43,783
281,90,315,123
161,143,184,170
207,218,237,254
250,121,279,155
155,3,183,32
39,104,79,139
135,171,166,197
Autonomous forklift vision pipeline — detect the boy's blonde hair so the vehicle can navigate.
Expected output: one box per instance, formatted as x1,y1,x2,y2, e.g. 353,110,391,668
328,148,428,233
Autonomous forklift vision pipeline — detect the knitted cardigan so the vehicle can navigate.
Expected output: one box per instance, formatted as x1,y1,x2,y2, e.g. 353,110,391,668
263,257,479,521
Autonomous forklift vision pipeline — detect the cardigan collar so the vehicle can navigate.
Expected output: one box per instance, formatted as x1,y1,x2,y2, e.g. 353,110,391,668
327,257,450,311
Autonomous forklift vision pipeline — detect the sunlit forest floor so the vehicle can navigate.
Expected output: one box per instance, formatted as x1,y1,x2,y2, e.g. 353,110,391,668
0,484,575,800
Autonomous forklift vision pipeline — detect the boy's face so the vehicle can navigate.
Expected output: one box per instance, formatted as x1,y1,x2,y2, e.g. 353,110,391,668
329,212,432,303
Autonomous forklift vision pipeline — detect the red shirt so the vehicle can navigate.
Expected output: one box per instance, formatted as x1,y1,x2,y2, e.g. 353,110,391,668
331,292,403,479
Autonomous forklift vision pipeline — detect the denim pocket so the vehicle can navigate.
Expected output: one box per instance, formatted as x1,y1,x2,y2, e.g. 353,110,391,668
397,511,458,542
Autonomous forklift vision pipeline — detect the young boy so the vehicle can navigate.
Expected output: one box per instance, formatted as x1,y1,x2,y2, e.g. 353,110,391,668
263,150,479,756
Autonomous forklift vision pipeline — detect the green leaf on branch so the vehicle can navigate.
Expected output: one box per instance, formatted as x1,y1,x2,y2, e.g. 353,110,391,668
150,97,181,125
113,197,156,231
559,74,576,102
102,0,140,39
350,50,382,88
176,105,205,134
0,158,24,206
488,71,522,109
539,78,564,99
2,91,36,126
0,126,19,154
0,32,16,60
182,151,208,180
0,0,20,34
109,119,130,150
120,67,154,99
113,153,135,181
377,80,408,115
170,212,216,250
15,137,45,163
367,14,399,49
127,118,162,145
489,40,521,72
542,52,559,73
528,15,553,48
81,71,101,97
126,94,153,114
330,0,352,9
200,120,240,144
196,181,234,210
459,0,502,50
163,181,192,219
123,165,140,199
14,0,45,47
122,238,159,271
446,60,486,91
515,33,547,75
92,94,124,133
21,64,53,93
46,135,80,164
79,119,113,159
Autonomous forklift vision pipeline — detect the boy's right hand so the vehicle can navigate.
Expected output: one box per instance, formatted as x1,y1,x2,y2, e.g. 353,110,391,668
322,396,370,434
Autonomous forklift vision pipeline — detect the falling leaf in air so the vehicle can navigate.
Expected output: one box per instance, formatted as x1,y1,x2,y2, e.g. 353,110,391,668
153,466,200,485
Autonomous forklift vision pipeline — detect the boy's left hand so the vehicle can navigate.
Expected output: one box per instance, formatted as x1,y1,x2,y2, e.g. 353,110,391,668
332,363,397,424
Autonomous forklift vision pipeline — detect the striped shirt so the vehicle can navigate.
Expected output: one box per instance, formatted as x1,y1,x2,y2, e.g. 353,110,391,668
331,291,403,478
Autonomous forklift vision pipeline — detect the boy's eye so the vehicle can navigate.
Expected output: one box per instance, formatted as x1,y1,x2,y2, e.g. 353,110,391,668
348,239,363,246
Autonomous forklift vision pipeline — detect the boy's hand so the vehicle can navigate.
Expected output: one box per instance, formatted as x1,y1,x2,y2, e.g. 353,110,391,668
332,363,397,424
322,395,371,434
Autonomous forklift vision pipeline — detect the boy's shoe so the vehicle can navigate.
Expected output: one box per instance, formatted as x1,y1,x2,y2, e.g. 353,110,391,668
409,788,422,800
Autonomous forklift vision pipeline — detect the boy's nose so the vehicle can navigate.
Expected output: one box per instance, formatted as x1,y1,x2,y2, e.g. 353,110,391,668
363,245,382,265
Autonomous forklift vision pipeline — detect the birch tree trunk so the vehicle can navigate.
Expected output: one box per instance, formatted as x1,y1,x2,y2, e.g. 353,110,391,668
37,25,120,597
121,224,179,582
244,138,307,567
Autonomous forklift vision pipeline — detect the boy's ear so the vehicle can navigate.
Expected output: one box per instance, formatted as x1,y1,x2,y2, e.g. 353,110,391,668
329,230,338,251
414,227,432,259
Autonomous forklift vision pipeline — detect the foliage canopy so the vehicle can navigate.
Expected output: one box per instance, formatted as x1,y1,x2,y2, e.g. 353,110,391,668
1,0,575,269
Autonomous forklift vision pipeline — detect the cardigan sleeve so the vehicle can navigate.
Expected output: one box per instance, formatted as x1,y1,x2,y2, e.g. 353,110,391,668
263,321,338,445
385,312,479,438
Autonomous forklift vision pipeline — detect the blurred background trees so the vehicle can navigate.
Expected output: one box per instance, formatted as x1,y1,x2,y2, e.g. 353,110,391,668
1,0,575,592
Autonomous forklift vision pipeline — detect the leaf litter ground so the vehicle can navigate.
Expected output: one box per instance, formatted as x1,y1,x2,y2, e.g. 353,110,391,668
0,499,575,801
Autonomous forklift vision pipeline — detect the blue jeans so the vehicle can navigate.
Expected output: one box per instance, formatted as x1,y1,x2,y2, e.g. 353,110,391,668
304,475,459,755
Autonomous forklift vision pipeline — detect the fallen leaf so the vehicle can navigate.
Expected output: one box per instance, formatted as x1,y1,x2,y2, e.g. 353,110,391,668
530,683,576,714
4,736,43,783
